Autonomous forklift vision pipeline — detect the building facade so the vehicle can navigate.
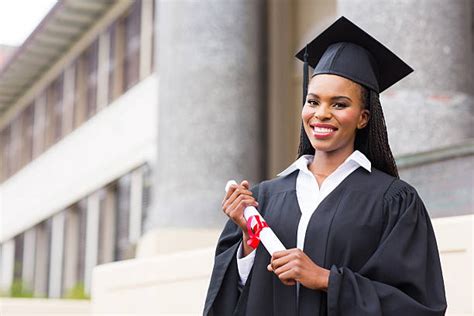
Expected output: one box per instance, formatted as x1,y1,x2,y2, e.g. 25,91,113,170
0,0,155,298
0,0,472,313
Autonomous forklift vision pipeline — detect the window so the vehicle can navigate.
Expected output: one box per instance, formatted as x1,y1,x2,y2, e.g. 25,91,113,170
21,104,34,167
108,21,125,103
10,116,22,174
124,0,141,90
115,174,132,261
86,40,99,119
33,94,46,159
0,126,11,181
74,56,87,128
13,234,24,282
45,75,64,148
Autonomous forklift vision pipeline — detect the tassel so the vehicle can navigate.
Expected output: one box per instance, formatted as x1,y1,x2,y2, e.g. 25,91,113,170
302,45,309,106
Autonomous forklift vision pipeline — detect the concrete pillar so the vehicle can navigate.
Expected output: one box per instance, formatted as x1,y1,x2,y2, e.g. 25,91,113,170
49,212,65,298
337,0,473,156
84,193,100,294
22,228,36,292
63,207,79,294
0,240,15,293
337,0,473,221
98,187,116,264
150,0,266,252
139,0,154,79
97,31,110,111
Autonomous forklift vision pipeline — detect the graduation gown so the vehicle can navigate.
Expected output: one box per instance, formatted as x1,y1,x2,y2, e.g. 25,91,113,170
204,167,447,316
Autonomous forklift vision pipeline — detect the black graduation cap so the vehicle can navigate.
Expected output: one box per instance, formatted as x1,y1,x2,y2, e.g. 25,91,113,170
295,16,413,103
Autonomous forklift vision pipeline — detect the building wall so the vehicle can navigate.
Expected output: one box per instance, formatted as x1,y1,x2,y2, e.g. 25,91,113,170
0,0,156,298
0,75,157,243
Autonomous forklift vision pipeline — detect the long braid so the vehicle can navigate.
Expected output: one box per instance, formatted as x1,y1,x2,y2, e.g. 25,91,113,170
356,88,399,177
297,122,314,157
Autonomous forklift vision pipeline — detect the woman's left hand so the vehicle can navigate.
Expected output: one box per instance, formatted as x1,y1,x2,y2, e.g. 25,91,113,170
267,248,330,291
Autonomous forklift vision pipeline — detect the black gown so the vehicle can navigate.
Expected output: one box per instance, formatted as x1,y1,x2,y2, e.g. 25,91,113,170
204,167,447,316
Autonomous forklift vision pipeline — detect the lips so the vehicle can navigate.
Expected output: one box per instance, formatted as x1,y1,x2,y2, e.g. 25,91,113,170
310,123,338,139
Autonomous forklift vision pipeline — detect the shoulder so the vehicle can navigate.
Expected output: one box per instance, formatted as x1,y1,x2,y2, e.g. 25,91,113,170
383,177,419,202
381,176,429,222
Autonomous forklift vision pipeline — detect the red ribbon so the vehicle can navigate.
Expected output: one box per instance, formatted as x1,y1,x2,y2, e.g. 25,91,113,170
246,215,269,249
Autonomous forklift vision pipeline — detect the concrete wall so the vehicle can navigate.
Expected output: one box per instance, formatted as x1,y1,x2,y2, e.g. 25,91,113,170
91,248,215,315
0,75,157,242
0,298,90,316
91,215,474,315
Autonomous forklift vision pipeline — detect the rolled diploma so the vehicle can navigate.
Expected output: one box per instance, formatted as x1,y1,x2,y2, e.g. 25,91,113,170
225,180,286,255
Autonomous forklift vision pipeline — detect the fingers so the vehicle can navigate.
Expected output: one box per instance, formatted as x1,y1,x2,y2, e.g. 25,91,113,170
222,182,253,206
227,197,258,228
221,180,257,230
271,249,302,269
268,249,305,286
277,270,297,286
268,261,297,286
268,248,326,290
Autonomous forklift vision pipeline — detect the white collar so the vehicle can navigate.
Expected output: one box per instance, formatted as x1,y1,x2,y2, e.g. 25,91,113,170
277,150,371,177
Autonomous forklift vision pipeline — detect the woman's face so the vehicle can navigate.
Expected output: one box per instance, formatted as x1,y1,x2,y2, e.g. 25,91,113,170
302,74,369,154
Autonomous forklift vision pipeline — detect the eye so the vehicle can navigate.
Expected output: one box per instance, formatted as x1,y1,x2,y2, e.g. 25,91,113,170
333,102,348,109
306,99,319,107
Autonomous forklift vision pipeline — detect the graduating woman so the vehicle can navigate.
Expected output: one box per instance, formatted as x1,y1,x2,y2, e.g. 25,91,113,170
204,17,447,316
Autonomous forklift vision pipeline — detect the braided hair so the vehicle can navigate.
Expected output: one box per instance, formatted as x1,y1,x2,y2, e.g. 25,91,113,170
297,84,399,178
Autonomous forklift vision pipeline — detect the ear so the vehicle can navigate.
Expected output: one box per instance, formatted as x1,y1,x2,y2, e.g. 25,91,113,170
357,109,370,129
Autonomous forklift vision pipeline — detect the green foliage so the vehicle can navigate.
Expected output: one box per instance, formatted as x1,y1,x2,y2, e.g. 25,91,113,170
9,279,34,298
63,282,90,300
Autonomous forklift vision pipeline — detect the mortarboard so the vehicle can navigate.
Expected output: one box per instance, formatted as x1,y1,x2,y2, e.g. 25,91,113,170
295,16,413,104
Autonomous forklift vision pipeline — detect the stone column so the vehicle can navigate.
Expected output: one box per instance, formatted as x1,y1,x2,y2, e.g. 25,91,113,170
22,228,36,292
84,192,100,293
49,212,65,298
0,240,15,293
337,0,474,218
98,187,116,264
337,0,473,156
148,0,266,253
96,32,110,111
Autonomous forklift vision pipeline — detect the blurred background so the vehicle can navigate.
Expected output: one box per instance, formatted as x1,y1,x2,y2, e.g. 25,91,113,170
0,0,472,315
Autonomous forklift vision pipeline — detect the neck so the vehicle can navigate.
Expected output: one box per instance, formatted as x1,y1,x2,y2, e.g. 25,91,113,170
309,145,355,176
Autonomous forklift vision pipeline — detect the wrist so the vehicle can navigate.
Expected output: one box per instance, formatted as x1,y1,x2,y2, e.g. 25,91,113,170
241,234,254,257
318,268,330,291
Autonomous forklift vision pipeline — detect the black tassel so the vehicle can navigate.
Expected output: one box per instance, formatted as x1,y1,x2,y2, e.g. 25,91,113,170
302,45,309,106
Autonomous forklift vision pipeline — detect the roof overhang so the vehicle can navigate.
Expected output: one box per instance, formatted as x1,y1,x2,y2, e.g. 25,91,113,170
0,0,118,115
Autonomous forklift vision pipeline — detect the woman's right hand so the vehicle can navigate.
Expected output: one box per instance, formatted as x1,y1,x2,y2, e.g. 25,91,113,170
222,180,258,256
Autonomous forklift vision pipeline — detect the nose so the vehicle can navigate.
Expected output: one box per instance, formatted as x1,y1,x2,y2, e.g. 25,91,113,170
313,104,331,121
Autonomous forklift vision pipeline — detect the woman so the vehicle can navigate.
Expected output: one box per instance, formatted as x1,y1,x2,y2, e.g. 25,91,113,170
204,17,447,315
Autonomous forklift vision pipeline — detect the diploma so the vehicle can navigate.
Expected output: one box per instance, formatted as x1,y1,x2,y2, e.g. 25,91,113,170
225,180,286,255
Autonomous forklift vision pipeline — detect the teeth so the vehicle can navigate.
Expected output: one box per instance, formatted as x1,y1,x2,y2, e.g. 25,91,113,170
313,127,335,133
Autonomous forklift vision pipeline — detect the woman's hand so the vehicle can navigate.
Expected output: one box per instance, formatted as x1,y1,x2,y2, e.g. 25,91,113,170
221,180,258,256
267,248,330,291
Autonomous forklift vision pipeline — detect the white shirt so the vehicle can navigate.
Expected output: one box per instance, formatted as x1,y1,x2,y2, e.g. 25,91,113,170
236,150,371,287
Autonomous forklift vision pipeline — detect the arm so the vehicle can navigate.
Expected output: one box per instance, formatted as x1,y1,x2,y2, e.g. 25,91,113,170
203,182,260,315
326,184,447,315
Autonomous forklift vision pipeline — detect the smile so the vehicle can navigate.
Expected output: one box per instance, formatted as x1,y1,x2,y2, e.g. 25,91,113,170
310,123,338,139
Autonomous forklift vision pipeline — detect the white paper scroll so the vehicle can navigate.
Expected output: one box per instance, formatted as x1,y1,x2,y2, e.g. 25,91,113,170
225,180,286,255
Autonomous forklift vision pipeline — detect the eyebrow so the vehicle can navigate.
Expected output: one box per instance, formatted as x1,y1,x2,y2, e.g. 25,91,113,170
307,93,352,102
